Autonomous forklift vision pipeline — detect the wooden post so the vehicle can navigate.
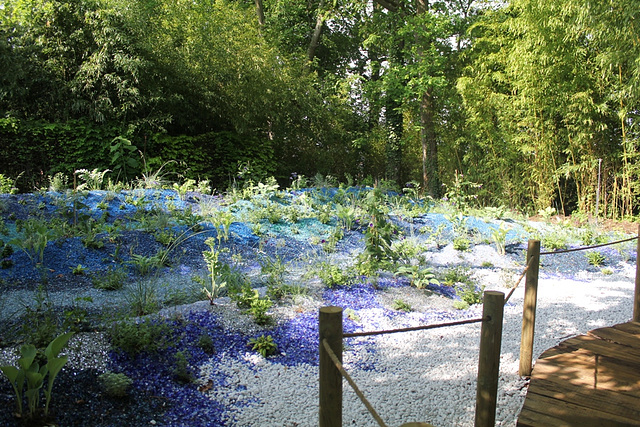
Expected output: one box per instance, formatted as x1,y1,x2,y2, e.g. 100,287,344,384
475,290,505,427
519,239,540,377
634,225,640,322
319,306,343,427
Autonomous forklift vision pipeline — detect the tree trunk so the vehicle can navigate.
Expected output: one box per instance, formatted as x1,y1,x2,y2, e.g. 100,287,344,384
255,0,264,27
254,0,265,26
416,0,440,197
307,0,326,63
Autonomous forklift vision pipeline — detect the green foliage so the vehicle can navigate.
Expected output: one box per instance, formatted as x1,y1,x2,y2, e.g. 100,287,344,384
11,218,53,265
0,332,73,419
315,262,353,288
357,189,397,275
456,283,484,306
248,335,277,358
394,264,439,289
0,174,19,194
98,372,133,398
172,351,193,384
541,232,569,251
199,238,227,304
443,266,474,287
92,266,128,291
491,223,509,256
392,299,412,312
108,319,171,356
197,334,216,355
586,251,606,267
75,168,110,191
125,279,160,316
452,236,471,251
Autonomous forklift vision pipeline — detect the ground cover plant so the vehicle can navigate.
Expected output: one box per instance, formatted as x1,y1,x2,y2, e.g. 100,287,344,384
0,173,637,426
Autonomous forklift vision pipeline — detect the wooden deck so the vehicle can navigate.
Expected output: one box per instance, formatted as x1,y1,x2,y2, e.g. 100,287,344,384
517,321,640,426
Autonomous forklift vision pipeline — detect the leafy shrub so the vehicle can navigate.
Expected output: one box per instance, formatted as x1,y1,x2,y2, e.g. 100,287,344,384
172,351,194,383
248,335,277,358
92,266,128,290
108,319,172,356
443,266,473,286
99,372,133,398
197,334,216,355
541,232,568,251
316,262,353,288
394,264,438,289
453,236,470,251
456,282,485,306
586,251,606,267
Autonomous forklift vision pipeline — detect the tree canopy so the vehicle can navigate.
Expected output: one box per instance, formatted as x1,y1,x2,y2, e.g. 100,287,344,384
1,0,638,218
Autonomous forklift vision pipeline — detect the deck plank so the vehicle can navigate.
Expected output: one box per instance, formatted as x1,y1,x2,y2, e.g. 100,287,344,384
517,321,640,426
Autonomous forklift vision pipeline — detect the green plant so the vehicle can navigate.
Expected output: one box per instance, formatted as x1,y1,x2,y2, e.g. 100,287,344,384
200,238,227,304
601,267,614,275
248,335,277,358
0,173,20,194
127,253,162,276
443,172,481,213
357,189,397,275
456,282,485,306
586,251,606,267
71,264,86,275
248,297,274,325
62,296,93,333
316,262,353,288
394,264,439,289
197,334,216,354
538,206,556,222
110,136,139,182
108,318,172,356
172,351,193,383
259,252,287,288
173,179,198,200
125,279,160,316
21,286,58,348
98,372,133,398
92,266,128,290
392,299,412,312
75,168,111,191
209,210,234,244
443,266,473,287
345,308,360,322
453,236,470,251
481,261,494,268
453,300,470,310
491,223,509,255
0,332,73,419
541,232,568,251
11,218,53,265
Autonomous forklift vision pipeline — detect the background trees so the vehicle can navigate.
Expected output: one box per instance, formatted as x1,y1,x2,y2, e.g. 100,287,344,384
1,0,638,219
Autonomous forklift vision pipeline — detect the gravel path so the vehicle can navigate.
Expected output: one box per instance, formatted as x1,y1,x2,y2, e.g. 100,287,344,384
194,261,636,427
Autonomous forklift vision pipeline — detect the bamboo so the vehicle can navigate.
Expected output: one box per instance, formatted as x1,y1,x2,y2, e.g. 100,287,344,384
634,225,640,322
475,291,505,427
319,306,343,427
519,240,540,377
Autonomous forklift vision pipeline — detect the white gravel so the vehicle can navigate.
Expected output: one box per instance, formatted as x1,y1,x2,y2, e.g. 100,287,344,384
195,257,636,427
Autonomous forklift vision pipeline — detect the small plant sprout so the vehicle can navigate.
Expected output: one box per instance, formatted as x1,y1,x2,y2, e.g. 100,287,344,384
392,299,412,312
248,335,278,358
71,264,86,275
99,372,133,398
586,251,606,267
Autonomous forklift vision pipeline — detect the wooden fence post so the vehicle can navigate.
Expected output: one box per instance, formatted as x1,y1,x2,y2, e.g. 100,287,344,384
319,306,343,427
634,225,640,322
519,240,540,377
475,290,505,427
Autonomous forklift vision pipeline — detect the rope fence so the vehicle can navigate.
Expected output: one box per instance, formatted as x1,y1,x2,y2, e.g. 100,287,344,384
539,235,638,256
322,338,388,427
319,292,505,427
519,226,640,376
319,225,640,426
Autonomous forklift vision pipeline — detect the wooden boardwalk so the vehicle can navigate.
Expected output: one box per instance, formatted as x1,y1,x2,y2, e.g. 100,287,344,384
517,321,640,426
